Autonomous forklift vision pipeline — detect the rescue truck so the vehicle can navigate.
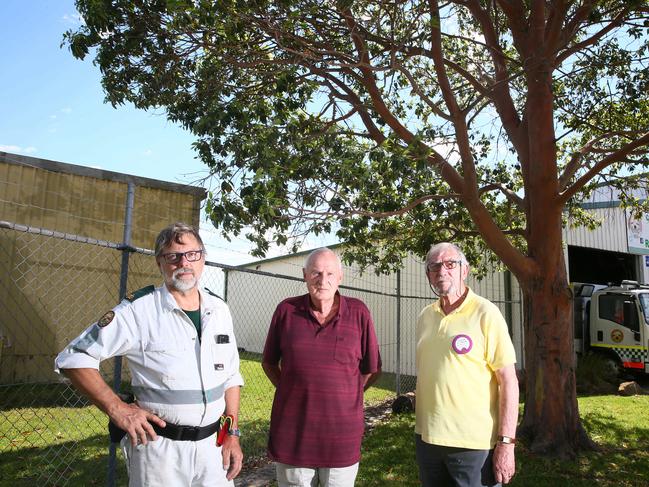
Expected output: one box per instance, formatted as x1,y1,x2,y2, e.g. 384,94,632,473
573,280,649,375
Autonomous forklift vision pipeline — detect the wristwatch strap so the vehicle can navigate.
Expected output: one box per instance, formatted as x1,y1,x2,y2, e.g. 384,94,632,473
497,435,516,444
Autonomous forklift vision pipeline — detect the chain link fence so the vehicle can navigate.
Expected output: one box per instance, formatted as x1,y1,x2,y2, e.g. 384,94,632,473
0,221,521,486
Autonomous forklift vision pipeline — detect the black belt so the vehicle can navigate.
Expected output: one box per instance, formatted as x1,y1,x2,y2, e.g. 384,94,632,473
109,419,220,443
152,420,221,442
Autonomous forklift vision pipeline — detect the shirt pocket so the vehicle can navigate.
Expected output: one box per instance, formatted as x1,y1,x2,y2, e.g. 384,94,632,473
333,335,359,365
143,340,191,385
210,334,234,377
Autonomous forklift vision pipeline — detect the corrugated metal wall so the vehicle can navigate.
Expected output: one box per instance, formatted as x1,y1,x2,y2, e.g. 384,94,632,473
227,249,525,379
564,206,628,252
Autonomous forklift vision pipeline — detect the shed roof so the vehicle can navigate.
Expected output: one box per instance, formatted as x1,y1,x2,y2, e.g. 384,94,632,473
0,151,207,199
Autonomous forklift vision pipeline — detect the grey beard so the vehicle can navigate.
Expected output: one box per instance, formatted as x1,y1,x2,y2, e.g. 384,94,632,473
171,268,197,292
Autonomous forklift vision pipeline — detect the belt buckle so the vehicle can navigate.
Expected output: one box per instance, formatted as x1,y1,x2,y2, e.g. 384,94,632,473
181,425,200,441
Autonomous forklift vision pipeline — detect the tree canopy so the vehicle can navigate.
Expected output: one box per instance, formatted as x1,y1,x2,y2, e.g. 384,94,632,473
66,0,649,456
66,0,648,272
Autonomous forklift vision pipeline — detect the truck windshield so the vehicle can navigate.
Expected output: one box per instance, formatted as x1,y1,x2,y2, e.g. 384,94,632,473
638,294,649,324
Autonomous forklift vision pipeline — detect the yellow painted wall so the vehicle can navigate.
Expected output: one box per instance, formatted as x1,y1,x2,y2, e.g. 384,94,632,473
0,157,204,384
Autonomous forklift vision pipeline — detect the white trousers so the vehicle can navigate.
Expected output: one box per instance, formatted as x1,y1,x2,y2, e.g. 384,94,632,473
122,434,233,486
275,462,359,487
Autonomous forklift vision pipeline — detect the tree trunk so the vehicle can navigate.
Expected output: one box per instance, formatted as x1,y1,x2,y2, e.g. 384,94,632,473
517,255,596,457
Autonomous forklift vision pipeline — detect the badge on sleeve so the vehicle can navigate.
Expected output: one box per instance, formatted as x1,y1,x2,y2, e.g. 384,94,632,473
451,334,473,354
97,311,115,328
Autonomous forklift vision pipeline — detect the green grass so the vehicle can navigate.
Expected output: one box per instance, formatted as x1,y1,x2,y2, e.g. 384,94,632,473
0,355,397,486
356,395,649,487
0,405,128,486
8,360,645,487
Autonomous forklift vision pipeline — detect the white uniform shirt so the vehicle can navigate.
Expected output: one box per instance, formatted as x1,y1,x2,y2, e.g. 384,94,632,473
55,285,244,426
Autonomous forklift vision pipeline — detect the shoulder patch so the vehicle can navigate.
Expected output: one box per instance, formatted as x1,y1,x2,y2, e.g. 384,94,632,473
97,310,115,328
125,285,155,302
203,287,224,301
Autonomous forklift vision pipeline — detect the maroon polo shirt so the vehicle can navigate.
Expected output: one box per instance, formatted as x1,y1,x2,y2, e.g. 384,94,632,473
262,293,382,467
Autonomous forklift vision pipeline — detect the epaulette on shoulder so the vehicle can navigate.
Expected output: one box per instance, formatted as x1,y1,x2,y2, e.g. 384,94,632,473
125,285,155,302
203,287,225,301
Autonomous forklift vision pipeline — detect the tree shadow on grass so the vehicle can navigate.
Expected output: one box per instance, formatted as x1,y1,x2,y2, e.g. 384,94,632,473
0,434,128,487
0,383,81,411
514,403,649,487
355,408,649,487
239,417,270,466
357,413,419,487
1,418,274,487
580,408,649,445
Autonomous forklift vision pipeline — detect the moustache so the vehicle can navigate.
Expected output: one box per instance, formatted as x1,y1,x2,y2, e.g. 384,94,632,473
173,268,194,278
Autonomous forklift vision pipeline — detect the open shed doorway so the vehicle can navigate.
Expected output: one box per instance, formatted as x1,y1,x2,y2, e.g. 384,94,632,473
568,245,637,285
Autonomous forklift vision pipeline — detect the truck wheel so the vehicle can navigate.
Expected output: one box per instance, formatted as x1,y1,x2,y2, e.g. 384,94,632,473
603,357,623,380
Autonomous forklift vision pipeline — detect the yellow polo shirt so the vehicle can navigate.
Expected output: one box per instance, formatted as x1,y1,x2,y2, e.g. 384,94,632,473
415,288,516,450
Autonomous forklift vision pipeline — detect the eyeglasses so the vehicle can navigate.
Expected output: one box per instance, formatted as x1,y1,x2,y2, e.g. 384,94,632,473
160,250,204,264
426,260,462,272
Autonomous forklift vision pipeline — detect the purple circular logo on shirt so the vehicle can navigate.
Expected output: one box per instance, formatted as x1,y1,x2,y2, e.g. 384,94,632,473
452,334,473,354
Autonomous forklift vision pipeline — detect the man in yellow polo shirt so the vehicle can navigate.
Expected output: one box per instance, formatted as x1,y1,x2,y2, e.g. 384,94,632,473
415,242,519,486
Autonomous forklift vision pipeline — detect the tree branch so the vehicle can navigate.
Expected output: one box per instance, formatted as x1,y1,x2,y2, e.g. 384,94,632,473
478,183,525,208
288,193,459,219
494,0,529,53
544,0,569,57
560,132,649,203
339,5,462,189
557,5,632,65
558,132,625,191
465,0,526,153
427,0,474,190
315,70,388,145
393,62,452,121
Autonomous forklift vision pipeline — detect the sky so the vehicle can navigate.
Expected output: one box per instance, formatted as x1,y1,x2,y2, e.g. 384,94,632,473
0,0,332,265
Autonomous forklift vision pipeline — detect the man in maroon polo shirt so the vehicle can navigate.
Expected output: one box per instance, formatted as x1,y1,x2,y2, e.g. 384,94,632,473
262,247,382,486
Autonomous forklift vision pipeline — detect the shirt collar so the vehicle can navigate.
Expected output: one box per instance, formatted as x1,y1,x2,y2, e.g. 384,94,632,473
160,283,210,312
432,287,474,315
301,291,348,317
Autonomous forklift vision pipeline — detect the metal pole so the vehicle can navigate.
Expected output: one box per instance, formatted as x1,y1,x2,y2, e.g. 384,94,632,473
223,268,229,302
396,269,402,396
504,270,513,336
107,182,135,487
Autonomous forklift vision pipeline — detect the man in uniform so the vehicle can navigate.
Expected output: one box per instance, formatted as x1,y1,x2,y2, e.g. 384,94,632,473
416,242,519,486
262,247,382,487
55,222,244,486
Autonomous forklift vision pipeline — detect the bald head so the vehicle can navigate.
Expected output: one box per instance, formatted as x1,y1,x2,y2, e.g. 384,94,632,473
304,248,342,273
303,248,343,305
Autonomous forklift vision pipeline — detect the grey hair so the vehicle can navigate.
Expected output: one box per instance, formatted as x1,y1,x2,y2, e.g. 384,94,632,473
303,247,342,272
154,222,205,257
426,242,469,267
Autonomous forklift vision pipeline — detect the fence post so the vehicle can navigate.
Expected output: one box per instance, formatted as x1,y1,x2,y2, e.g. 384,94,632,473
223,268,229,302
107,182,135,487
504,270,513,336
396,269,401,396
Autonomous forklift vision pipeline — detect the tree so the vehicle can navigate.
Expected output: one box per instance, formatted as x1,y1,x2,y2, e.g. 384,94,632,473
65,0,649,457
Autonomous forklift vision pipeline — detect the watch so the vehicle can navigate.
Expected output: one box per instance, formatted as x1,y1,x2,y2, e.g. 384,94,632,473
497,435,516,444
228,428,241,437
